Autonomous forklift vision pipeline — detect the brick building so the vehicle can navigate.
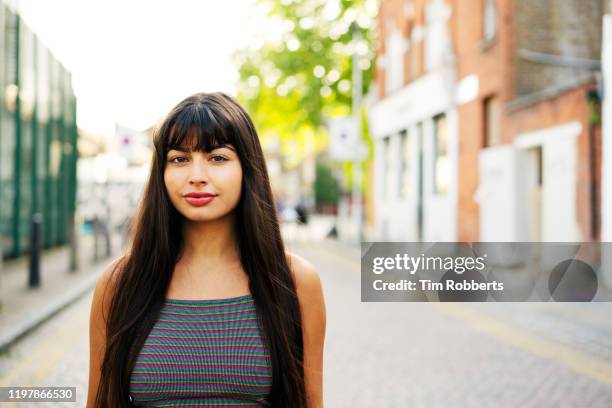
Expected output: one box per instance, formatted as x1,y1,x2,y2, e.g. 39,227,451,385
456,0,605,242
371,0,606,242
369,0,458,241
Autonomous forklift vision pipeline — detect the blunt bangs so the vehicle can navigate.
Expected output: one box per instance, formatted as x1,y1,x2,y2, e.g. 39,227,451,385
164,103,236,153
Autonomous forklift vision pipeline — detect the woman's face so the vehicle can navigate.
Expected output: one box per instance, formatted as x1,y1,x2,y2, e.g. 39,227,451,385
163,140,243,223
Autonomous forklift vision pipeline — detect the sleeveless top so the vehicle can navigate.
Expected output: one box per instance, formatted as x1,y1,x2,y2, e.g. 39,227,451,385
129,294,273,407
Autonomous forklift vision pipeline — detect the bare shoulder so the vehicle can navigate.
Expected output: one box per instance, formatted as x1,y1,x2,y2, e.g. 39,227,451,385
286,252,319,287
285,251,324,303
91,256,126,320
96,257,125,293
98,256,125,285
285,251,326,406
87,256,126,407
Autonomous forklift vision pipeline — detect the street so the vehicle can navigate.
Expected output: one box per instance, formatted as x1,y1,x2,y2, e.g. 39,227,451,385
2,0,612,406
1,240,611,407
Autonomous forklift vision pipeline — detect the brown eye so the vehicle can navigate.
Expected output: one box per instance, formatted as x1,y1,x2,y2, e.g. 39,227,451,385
169,156,188,163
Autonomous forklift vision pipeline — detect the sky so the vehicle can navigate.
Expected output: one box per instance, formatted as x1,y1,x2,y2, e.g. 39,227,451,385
12,0,268,135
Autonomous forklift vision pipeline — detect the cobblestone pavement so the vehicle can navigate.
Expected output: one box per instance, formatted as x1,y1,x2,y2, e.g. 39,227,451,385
1,240,611,407
0,292,91,407
292,241,612,408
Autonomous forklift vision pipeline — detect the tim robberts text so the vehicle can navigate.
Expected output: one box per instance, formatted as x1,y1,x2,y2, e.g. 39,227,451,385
370,253,504,292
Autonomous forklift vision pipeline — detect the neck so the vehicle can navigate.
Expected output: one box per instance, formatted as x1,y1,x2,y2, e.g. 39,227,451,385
179,212,240,266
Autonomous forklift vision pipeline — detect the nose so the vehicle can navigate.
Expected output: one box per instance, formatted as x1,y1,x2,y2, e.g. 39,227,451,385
188,156,209,185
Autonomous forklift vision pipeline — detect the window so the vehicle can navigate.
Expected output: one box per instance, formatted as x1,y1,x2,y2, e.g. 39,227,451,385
483,95,501,147
483,0,496,43
385,29,405,93
416,123,425,240
425,0,450,71
383,136,394,199
433,113,449,195
405,22,414,82
399,130,412,198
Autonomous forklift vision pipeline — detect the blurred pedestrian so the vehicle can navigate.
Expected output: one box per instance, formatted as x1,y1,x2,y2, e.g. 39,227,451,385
295,200,309,226
274,191,286,221
295,198,311,242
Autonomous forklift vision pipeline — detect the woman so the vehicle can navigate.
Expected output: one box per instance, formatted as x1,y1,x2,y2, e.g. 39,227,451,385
87,92,326,407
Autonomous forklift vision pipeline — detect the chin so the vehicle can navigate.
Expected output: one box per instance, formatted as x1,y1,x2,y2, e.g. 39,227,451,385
183,209,231,222
184,215,218,223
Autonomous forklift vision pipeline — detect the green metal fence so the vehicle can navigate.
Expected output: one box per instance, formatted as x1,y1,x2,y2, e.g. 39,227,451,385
0,3,78,259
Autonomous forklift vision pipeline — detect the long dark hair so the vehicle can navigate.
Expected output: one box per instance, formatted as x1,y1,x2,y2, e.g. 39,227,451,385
95,92,307,407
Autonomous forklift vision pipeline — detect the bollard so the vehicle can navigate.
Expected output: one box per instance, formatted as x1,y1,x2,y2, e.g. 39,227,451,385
93,215,100,262
69,214,79,272
0,239,3,311
29,213,42,288
102,218,112,257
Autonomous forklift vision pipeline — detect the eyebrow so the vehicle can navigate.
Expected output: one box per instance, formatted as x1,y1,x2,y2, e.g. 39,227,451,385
168,144,236,153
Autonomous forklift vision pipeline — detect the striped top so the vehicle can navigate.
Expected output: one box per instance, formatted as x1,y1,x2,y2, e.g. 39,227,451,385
129,294,273,407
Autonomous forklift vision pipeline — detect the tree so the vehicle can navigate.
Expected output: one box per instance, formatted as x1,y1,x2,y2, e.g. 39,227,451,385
314,160,340,212
233,0,378,164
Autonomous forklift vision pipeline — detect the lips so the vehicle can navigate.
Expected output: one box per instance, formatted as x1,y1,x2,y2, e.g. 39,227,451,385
185,192,216,198
184,192,216,207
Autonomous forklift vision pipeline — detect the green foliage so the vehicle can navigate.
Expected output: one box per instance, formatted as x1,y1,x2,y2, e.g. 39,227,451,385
314,161,339,205
587,91,601,126
233,0,378,159
339,107,373,192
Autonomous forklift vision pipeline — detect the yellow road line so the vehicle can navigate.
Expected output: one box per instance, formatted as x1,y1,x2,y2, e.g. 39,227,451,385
28,305,89,385
542,304,612,331
434,303,612,386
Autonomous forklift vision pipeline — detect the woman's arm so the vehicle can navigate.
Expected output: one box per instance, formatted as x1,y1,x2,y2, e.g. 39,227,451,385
86,258,122,408
287,252,327,408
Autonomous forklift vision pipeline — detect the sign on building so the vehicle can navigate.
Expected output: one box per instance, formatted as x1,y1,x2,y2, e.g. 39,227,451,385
116,123,149,165
328,116,366,161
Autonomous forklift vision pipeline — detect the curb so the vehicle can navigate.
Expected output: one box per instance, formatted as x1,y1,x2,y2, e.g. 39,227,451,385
0,271,100,354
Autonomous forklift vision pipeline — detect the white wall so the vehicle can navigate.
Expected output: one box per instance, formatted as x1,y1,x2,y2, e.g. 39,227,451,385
476,122,581,243
476,145,518,241
370,88,458,242
514,122,581,242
